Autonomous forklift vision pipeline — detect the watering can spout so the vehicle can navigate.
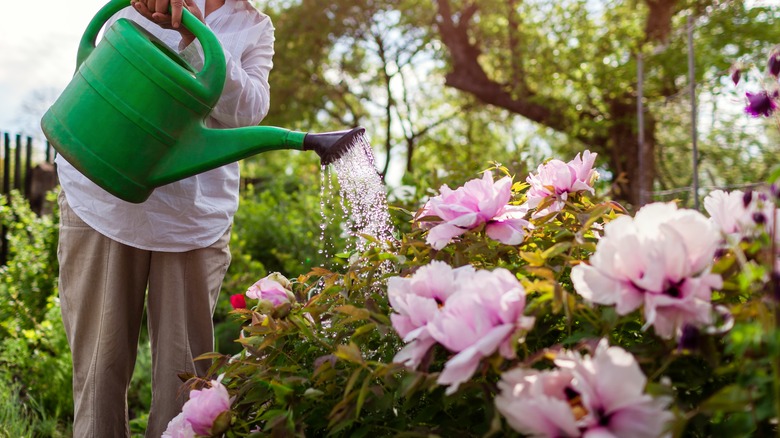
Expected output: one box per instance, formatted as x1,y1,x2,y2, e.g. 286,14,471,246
148,125,368,188
302,127,366,165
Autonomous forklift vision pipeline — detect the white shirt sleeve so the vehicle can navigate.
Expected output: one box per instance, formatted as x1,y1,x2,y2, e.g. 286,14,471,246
179,14,274,128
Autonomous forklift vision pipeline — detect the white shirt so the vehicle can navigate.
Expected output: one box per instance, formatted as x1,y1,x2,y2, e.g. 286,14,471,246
56,0,274,252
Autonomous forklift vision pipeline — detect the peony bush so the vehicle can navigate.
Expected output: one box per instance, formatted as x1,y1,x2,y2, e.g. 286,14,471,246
166,149,780,437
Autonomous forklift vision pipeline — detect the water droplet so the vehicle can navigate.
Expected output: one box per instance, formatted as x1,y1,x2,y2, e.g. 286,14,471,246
317,131,396,272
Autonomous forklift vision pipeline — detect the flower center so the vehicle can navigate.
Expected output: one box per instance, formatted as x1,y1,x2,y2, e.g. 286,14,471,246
664,279,685,298
564,386,589,421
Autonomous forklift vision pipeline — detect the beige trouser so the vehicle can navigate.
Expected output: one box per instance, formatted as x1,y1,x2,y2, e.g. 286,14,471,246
57,193,231,438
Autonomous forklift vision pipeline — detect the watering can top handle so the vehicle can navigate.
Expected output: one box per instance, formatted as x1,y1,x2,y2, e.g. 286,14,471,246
76,0,226,99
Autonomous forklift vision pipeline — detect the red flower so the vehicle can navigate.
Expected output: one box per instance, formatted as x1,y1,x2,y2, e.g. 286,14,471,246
230,294,247,309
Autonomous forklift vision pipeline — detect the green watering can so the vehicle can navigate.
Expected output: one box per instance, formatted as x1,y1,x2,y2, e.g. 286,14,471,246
41,0,363,203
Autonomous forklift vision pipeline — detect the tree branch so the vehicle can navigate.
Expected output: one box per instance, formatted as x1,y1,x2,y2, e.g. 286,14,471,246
434,0,573,134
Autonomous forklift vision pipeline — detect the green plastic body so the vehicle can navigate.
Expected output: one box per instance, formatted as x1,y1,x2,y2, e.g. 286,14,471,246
41,0,305,203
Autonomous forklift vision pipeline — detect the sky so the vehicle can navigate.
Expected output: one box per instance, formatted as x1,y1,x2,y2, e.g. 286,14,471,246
0,0,107,137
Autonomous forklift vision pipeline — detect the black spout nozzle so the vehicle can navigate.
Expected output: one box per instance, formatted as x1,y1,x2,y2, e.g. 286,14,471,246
303,127,366,165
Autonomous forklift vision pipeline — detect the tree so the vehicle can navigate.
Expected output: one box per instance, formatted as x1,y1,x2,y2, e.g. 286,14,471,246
254,0,780,206
430,0,780,205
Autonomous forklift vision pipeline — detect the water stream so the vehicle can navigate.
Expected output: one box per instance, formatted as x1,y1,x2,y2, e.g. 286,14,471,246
318,131,395,264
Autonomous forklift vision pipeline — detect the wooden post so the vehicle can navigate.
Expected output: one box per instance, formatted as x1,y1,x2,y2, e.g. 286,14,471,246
1,132,8,266
688,15,700,210
24,136,33,197
637,52,646,206
14,134,22,191
3,133,10,196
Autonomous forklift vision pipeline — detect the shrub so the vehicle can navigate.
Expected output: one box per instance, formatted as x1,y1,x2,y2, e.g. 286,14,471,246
166,149,780,437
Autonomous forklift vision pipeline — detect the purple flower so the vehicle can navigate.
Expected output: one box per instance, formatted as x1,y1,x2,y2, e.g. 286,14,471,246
571,202,723,339
730,65,741,85
246,272,294,307
526,151,598,217
419,171,531,249
495,340,673,438
745,91,778,117
769,50,780,77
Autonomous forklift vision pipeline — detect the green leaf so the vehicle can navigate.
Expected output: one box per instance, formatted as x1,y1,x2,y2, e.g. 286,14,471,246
699,384,754,414
335,342,365,365
542,242,572,260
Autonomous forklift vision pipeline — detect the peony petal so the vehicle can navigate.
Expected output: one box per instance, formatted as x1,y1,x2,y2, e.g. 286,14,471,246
571,265,644,314
436,324,516,394
426,223,468,249
393,332,437,369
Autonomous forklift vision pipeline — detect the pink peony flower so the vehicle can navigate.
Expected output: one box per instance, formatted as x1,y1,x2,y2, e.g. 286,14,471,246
526,150,598,217
495,339,673,438
162,412,196,438
163,378,231,437
571,202,722,339
246,272,294,306
419,171,531,249
180,379,232,435
427,267,534,394
388,261,475,368
486,204,531,245
389,262,534,394
704,189,779,243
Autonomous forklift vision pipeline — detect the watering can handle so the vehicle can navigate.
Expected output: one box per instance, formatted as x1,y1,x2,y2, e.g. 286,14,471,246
76,0,226,100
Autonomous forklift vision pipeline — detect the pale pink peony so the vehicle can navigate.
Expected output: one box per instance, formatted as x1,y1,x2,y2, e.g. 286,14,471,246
389,262,534,394
163,378,231,437
495,339,673,438
246,272,295,306
427,267,534,394
420,171,531,249
486,204,531,245
571,202,722,339
704,189,779,242
180,379,232,435
162,412,196,438
388,261,475,368
526,150,598,217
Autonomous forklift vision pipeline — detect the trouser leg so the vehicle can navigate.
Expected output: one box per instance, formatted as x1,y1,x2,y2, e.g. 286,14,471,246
58,193,149,438
144,229,231,438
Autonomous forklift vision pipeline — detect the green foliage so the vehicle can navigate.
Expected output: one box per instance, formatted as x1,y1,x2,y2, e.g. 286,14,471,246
183,156,780,437
0,190,72,436
0,375,38,438
229,175,348,278
0,190,59,336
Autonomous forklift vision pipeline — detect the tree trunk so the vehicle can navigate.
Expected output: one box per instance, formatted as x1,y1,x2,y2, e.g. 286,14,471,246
606,97,655,207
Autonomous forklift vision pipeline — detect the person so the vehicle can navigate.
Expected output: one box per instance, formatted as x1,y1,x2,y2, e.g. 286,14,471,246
55,0,274,436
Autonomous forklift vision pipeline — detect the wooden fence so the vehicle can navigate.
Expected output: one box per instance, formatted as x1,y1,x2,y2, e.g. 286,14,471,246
1,132,57,265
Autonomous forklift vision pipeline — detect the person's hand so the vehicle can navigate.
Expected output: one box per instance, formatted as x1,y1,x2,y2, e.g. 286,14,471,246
134,0,183,28
131,0,204,46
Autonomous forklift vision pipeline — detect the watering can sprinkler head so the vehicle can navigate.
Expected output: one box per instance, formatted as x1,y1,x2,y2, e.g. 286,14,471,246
303,127,366,165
